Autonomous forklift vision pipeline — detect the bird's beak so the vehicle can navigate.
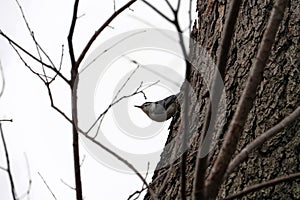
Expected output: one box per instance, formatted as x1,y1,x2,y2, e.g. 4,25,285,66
134,105,142,108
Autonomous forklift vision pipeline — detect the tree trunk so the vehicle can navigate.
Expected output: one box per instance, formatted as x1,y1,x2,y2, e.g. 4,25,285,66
144,0,300,199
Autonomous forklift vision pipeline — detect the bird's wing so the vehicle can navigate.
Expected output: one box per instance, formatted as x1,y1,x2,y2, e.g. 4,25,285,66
152,95,177,114
162,95,177,108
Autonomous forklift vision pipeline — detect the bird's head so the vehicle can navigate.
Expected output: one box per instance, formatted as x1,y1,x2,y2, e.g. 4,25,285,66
134,102,152,114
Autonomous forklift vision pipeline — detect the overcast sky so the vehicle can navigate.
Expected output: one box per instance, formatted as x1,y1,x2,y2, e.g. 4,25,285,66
0,0,196,199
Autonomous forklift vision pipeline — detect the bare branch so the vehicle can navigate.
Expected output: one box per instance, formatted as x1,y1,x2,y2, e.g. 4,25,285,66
0,30,69,84
113,0,116,12
92,80,159,138
49,44,65,84
38,172,57,200
75,0,138,69
10,40,45,83
0,119,13,122
192,0,243,198
164,0,175,13
94,61,142,137
113,60,140,102
68,0,79,66
18,153,32,200
15,0,58,84
127,187,147,200
77,13,86,19
4,0,63,84
176,0,181,14
142,0,174,24
81,30,146,73
0,123,17,200
61,178,76,190
82,133,158,200
226,107,300,177
0,165,6,171
127,162,150,200
205,0,288,198
45,82,72,123
82,58,158,138
224,172,300,200
58,45,65,70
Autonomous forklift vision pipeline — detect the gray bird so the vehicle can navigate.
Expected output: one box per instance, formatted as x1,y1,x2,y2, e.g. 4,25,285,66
134,94,179,122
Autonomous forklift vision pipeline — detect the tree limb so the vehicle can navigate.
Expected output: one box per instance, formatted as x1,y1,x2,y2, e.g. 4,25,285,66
193,0,243,198
226,107,300,178
0,123,17,200
224,172,300,200
75,0,138,69
68,0,79,66
141,1,190,199
205,0,288,198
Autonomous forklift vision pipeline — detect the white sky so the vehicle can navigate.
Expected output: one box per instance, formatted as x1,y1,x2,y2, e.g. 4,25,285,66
0,0,196,199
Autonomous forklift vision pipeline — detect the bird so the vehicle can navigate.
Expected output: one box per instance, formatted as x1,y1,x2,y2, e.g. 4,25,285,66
134,94,179,122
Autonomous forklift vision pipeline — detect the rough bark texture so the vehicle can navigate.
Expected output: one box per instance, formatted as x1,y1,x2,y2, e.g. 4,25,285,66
144,0,299,199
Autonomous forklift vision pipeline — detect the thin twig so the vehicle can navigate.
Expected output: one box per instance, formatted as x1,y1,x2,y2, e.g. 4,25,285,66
61,178,76,190
164,0,175,13
81,30,146,73
18,153,32,200
127,187,147,200
142,0,173,24
226,107,300,177
127,162,150,200
38,172,57,200
82,132,158,200
94,62,142,137
224,172,300,200
58,45,64,70
49,44,65,84
10,42,45,83
77,13,86,19
0,123,17,200
0,119,13,122
0,61,5,98
86,76,157,137
92,80,159,138
75,0,138,69
80,154,86,167
113,0,116,12
15,0,56,84
0,30,69,83
205,0,288,198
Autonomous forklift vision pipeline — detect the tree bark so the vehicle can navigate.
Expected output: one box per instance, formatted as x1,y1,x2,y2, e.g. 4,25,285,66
144,0,300,199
